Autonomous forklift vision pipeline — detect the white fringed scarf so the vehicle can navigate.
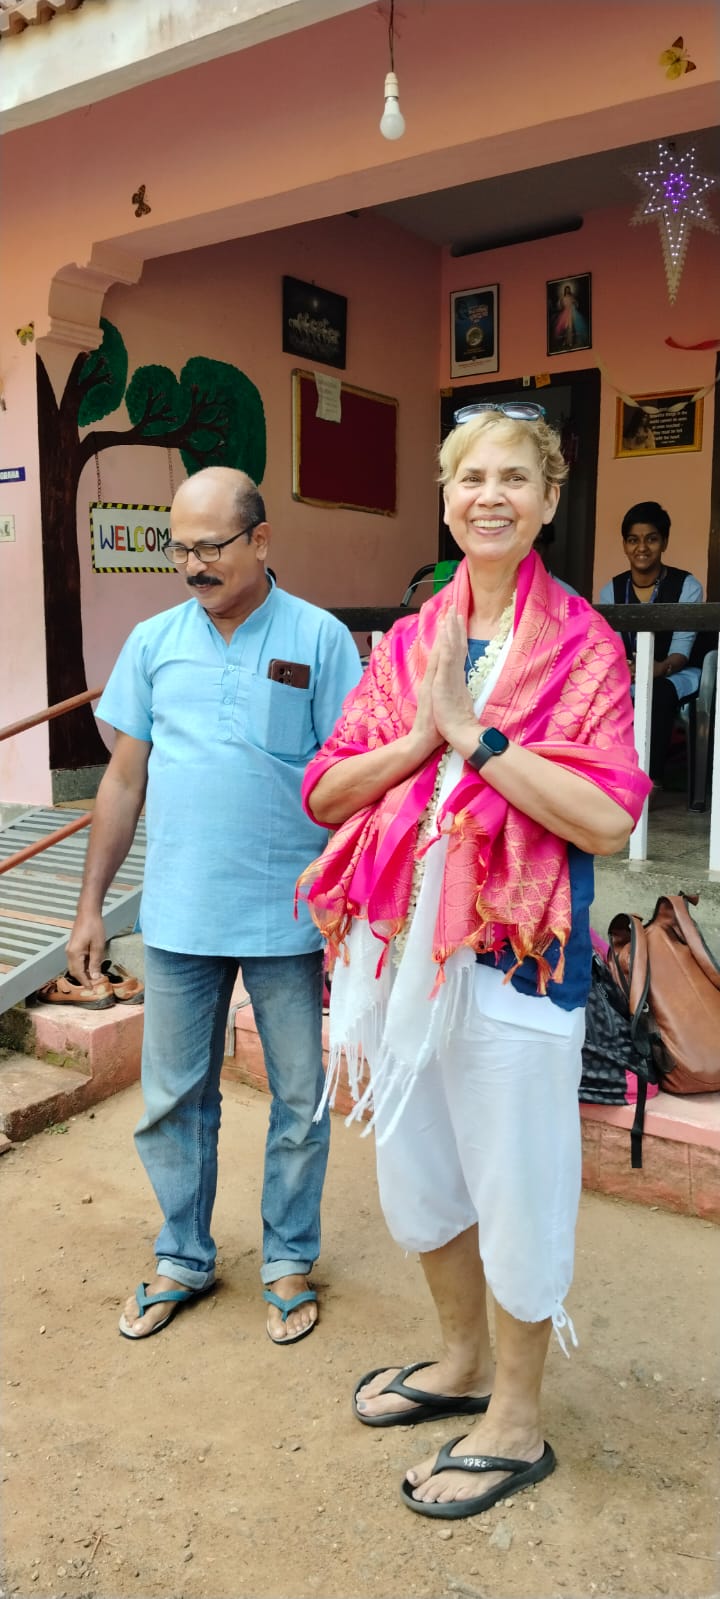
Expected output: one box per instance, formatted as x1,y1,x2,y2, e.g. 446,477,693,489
316,628,514,1142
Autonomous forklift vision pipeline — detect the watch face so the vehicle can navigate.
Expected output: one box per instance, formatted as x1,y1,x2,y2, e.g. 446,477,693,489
467,727,509,771
483,727,508,755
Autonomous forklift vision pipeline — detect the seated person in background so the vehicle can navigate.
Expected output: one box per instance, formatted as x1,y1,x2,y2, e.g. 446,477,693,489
598,501,702,782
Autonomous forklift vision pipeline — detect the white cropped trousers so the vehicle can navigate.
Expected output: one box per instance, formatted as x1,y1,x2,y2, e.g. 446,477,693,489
370,965,585,1336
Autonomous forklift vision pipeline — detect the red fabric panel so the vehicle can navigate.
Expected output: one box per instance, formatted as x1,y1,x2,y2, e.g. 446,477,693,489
295,373,397,514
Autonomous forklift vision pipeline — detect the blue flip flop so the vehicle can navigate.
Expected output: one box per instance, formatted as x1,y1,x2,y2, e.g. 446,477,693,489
263,1287,318,1345
118,1281,211,1340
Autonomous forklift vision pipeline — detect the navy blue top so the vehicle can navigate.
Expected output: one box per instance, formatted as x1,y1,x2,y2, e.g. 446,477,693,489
466,637,593,1010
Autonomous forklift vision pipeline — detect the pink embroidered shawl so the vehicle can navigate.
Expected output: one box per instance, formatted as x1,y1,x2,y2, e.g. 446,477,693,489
299,553,651,988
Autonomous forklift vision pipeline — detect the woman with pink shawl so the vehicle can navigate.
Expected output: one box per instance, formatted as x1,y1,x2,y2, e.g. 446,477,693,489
299,404,650,1521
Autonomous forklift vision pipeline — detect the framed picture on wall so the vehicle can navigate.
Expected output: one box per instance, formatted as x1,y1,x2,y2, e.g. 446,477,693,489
614,390,704,457
282,275,347,369
450,285,499,377
546,273,592,356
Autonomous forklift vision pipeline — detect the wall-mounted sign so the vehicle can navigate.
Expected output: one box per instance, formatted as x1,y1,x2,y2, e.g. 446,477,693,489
282,276,347,370
0,467,26,482
614,391,704,457
90,501,173,573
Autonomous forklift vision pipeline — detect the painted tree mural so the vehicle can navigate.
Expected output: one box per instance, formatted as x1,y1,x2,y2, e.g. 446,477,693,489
37,319,266,772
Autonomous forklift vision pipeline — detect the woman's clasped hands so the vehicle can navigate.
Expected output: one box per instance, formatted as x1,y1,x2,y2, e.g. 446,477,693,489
410,606,478,760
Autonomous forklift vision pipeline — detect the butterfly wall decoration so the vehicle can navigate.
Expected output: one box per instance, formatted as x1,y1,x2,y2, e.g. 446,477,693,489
16,323,35,345
659,37,696,79
132,184,151,218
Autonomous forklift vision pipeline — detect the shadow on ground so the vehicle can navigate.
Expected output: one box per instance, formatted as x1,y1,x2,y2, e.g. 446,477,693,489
1,1080,717,1599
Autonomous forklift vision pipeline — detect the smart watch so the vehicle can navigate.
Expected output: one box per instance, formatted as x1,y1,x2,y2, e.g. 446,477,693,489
467,727,509,771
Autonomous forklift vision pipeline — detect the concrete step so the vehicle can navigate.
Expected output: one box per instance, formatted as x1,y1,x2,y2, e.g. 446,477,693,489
580,1091,720,1222
0,1051,91,1141
0,996,143,1141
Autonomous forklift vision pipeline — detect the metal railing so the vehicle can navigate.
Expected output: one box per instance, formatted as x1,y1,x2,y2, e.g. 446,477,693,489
0,686,103,744
598,605,720,877
0,686,103,874
331,602,720,880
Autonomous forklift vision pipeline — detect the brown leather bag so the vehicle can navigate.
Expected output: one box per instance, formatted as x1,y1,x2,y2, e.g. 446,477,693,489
608,893,720,1096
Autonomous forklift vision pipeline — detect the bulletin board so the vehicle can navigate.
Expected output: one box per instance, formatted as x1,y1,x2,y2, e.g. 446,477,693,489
291,369,398,515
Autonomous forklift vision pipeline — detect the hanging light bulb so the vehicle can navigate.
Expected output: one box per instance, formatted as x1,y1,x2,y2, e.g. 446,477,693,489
380,70,405,139
379,0,406,140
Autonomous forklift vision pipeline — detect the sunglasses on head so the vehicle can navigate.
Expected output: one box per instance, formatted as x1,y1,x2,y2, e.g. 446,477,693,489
453,401,546,425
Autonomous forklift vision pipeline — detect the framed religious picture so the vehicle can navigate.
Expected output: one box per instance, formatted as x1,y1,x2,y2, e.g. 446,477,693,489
546,273,592,356
282,275,347,370
614,390,703,457
450,285,499,377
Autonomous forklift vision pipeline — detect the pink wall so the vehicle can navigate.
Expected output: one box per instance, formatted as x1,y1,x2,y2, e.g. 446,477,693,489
79,212,440,708
0,276,50,802
86,187,720,716
6,2,718,272
442,205,720,594
1,0,719,800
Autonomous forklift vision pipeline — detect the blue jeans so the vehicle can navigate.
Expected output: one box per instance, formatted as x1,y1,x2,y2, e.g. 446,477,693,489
134,946,329,1291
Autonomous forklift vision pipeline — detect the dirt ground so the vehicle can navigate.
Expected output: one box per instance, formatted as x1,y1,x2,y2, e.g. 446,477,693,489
1,1080,718,1599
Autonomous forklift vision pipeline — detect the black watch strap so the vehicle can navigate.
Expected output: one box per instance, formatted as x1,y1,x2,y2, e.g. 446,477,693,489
467,727,509,771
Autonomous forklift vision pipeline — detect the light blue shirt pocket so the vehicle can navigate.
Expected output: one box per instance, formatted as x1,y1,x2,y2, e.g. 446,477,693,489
245,674,314,760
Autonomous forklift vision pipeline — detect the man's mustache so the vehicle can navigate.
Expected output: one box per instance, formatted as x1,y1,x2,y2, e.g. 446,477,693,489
186,574,222,588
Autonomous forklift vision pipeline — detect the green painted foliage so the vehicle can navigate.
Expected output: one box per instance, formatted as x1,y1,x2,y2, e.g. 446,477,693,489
76,325,266,481
178,357,266,482
126,364,191,436
77,318,129,426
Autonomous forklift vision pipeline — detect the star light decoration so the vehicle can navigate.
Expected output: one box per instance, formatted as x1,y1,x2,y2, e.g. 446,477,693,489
630,141,719,303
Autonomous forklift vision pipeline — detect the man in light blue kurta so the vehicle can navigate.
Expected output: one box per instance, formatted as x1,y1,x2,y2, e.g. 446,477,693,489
67,468,361,1344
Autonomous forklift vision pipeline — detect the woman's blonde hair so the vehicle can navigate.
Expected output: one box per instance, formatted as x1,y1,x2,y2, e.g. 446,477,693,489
438,411,569,491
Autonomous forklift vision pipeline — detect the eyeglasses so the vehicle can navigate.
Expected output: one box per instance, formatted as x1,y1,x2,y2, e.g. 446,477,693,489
164,523,258,567
453,401,546,425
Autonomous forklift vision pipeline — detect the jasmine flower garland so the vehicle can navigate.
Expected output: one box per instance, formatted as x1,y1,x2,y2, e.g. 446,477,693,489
393,593,516,962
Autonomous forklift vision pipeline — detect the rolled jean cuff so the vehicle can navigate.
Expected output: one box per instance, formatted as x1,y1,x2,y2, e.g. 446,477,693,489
261,1259,313,1285
156,1259,216,1291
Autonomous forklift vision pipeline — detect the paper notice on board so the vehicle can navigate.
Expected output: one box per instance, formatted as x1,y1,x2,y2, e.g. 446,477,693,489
315,373,342,422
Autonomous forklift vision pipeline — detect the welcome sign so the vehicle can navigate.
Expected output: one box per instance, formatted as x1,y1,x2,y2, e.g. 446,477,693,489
90,501,173,573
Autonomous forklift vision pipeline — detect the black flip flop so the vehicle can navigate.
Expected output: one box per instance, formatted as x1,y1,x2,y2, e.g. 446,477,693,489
400,1435,556,1519
352,1361,491,1427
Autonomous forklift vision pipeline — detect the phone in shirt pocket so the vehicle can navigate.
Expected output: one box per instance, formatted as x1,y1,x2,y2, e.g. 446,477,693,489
245,661,313,758
267,659,311,689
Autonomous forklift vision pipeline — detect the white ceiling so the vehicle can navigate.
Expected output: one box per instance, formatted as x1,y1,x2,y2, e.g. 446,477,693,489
372,126,720,255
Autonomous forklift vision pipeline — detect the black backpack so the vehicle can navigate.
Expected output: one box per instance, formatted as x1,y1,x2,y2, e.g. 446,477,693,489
579,952,664,1168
